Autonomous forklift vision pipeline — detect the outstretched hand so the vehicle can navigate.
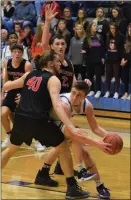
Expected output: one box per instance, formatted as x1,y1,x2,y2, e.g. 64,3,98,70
45,4,58,22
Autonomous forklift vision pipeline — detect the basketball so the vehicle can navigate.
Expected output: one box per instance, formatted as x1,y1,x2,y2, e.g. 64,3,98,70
103,133,123,155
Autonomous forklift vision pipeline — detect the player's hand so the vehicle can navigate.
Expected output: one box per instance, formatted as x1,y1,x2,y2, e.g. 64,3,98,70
45,4,58,22
96,141,112,154
15,94,21,105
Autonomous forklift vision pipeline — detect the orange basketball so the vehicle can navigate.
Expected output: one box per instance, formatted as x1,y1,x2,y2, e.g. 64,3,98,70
103,133,123,155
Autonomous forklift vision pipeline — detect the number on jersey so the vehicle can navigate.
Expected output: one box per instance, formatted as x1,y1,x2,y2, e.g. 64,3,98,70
26,76,42,92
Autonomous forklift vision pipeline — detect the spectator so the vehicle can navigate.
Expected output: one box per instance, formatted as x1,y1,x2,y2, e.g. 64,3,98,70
14,23,24,44
1,29,8,50
121,23,131,100
104,22,125,99
54,18,71,54
93,7,109,42
117,1,131,25
2,1,15,32
12,1,36,27
110,7,127,35
75,8,89,32
2,32,29,62
68,23,86,80
82,22,105,98
63,7,74,37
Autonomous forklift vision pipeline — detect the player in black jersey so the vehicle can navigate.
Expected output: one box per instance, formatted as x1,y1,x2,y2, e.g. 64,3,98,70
2,50,90,200
1,44,32,149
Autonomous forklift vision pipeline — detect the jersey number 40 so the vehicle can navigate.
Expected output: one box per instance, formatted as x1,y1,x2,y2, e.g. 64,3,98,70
26,76,42,92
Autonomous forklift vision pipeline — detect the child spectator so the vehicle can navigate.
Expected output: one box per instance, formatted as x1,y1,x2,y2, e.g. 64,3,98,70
14,23,24,44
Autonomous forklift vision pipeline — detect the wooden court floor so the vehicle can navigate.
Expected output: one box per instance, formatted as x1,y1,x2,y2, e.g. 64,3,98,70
1,116,130,200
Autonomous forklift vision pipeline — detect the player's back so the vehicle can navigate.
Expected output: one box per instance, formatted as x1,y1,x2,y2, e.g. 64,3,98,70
16,70,53,120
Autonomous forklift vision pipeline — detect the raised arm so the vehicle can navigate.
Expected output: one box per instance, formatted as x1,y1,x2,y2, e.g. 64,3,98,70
42,4,58,50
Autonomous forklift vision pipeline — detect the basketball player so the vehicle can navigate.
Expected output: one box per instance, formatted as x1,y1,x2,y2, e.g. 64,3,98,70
35,81,111,199
2,50,91,199
1,44,32,149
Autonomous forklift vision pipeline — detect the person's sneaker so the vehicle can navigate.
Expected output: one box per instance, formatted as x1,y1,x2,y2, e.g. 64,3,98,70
113,92,119,99
54,161,64,175
66,184,90,199
77,168,97,182
121,93,128,100
104,91,110,98
87,91,95,97
94,91,101,98
127,94,131,100
1,134,10,148
97,183,110,199
34,141,46,152
34,170,59,187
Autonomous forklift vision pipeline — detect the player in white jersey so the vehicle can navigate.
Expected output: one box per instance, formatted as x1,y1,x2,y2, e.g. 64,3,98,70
35,81,111,199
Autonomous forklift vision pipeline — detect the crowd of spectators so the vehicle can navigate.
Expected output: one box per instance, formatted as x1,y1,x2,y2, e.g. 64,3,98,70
1,0,131,100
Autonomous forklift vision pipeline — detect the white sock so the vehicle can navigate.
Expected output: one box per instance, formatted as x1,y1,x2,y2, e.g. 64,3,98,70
95,180,102,187
77,163,85,172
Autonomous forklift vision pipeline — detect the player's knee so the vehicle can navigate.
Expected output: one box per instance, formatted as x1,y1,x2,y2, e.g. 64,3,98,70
59,141,70,152
1,107,10,119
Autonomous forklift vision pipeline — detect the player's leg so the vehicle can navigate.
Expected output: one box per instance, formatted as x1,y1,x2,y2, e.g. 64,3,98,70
82,145,110,199
71,141,96,182
1,106,12,148
2,144,20,168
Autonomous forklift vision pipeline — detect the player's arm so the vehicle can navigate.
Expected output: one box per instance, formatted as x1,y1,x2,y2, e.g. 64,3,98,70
2,60,9,100
85,101,107,137
42,4,58,50
25,61,32,72
48,75,76,131
3,72,29,92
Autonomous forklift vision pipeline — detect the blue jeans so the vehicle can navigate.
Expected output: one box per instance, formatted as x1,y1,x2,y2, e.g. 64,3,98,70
34,0,45,18
2,17,14,32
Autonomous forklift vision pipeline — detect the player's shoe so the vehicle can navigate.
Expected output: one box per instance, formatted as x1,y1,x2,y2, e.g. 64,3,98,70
77,168,97,182
66,184,90,199
1,134,10,148
97,183,110,199
34,141,46,152
34,170,59,187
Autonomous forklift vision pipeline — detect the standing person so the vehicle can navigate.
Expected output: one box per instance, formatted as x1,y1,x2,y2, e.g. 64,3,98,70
68,23,86,80
1,44,32,148
104,22,125,99
121,23,131,100
110,7,127,35
82,23,105,98
63,7,74,37
2,50,90,200
74,9,89,32
93,7,109,42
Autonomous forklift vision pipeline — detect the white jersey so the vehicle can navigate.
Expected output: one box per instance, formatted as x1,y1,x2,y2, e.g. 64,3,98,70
60,93,89,115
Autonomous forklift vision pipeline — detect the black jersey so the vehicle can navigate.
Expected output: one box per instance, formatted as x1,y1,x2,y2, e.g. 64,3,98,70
16,70,53,120
58,58,74,94
6,58,27,97
7,59,26,81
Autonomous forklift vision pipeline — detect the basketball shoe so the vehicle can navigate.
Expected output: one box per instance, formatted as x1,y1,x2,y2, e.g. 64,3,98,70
66,184,90,199
97,183,110,199
77,168,97,182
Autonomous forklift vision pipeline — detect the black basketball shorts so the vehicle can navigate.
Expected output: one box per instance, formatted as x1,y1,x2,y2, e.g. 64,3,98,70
10,114,64,147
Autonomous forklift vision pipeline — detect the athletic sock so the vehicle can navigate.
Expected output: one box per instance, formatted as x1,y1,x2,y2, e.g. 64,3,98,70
95,180,102,187
77,163,85,172
40,163,51,176
6,131,11,135
66,176,77,187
